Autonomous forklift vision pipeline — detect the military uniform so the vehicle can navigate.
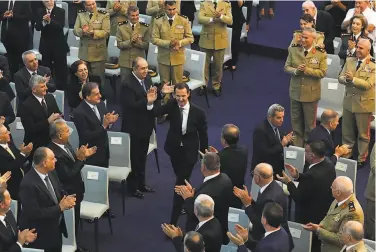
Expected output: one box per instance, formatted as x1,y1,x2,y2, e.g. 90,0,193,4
338,55,375,163
146,0,181,29
74,8,110,87
198,0,232,92
117,20,150,82
284,44,327,147
151,13,193,86
340,241,367,252
106,0,137,36
318,194,364,252
290,30,325,47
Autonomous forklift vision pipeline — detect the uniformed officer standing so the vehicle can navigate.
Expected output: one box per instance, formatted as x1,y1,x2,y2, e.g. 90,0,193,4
338,38,375,168
151,1,193,86
303,176,364,252
146,0,181,29
284,27,327,147
74,0,110,87
117,5,150,82
106,0,137,36
198,0,232,97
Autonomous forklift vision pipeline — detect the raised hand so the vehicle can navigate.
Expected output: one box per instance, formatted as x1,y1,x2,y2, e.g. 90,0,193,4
161,83,174,94
20,142,33,156
233,185,252,206
0,171,11,186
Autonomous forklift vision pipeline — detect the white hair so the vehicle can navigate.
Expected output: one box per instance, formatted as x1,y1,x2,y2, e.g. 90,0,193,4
267,104,285,117
22,50,36,65
28,74,46,89
194,194,214,218
302,0,316,9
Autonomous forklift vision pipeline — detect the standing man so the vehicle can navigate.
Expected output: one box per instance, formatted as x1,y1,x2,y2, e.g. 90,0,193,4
284,27,327,147
198,0,232,97
73,82,119,168
151,1,193,86
147,0,181,28
106,0,136,36
338,38,375,168
19,147,76,252
74,0,110,86
117,6,150,83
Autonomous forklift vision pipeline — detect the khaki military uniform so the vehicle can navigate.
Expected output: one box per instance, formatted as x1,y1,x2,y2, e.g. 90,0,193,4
340,241,367,252
146,0,181,29
106,0,137,36
117,20,150,82
290,30,325,47
284,44,327,147
338,55,375,163
74,9,110,87
151,13,193,86
318,194,364,252
198,0,232,90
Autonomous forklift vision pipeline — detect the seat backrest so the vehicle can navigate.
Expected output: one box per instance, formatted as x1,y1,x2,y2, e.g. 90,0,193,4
55,1,69,27
51,90,65,114
220,245,238,252
9,82,17,113
240,7,247,37
82,165,109,205
66,121,79,152
62,208,77,248
67,28,80,48
149,129,157,146
10,200,17,222
225,27,232,57
228,207,250,246
139,14,152,24
147,43,159,70
364,239,376,251
326,54,341,78
33,29,41,50
108,131,131,168
70,46,79,57
320,77,346,109
333,37,342,55
21,248,44,252
108,36,120,58
335,158,357,191
9,117,24,148
184,49,206,83
284,146,305,174
250,180,260,201
288,221,312,252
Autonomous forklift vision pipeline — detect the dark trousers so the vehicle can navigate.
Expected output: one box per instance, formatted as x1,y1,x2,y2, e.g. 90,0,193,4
259,1,276,10
41,48,68,90
5,44,29,79
127,135,150,193
169,147,196,225
74,199,82,239
229,24,242,66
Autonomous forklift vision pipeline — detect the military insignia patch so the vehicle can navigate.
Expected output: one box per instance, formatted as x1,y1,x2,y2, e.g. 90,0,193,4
348,201,356,212
98,9,107,14
118,21,128,26
333,214,341,222
310,58,319,64
156,13,165,19
140,22,149,27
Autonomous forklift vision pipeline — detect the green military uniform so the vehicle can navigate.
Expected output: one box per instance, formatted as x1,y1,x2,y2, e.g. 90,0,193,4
284,44,327,147
338,55,375,163
340,241,367,252
198,0,232,91
290,30,325,47
151,13,193,86
106,0,137,36
117,20,150,82
318,194,364,252
74,8,110,87
146,0,181,29
365,144,375,240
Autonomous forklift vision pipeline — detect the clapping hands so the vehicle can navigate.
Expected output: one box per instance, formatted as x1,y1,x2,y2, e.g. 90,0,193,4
103,111,119,128
175,180,195,200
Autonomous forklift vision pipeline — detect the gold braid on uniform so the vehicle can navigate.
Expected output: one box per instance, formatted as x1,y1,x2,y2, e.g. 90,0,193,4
315,46,326,53
118,20,128,26
294,30,302,33
98,9,107,14
178,14,188,19
291,44,302,47
140,22,149,27
78,9,86,13
155,13,165,19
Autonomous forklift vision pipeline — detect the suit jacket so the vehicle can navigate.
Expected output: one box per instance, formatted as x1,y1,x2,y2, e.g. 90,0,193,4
253,228,290,252
0,141,26,200
0,55,14,101
172,217,222,252
154,99,208,164
14,66,57,105
34,6,69,56
251,119,285,176
287,158,336,224
19,168,67,249
339,33,374,60
184,173,233,244
66,75,102,109
308,125,337,165
47,141,85,201
245,180,294,251
121,74,155,138
0,210,20,252
218,144,248,208
73,100,109,167
0,91,15,128
338,55,375,113
18,93,61,148
315,10,335,54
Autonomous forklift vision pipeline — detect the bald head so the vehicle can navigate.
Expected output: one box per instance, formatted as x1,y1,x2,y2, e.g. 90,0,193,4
321,109,338,124
255,163,274,180
221,124,240,145
333,176,353,196
343,221,364,242
358,38,371,51
0,124,10,144
356,38,371,60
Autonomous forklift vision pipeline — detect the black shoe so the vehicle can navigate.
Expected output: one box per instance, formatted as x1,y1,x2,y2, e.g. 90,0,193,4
181,209,186,215
357,162,365,170
131,190,144,199
197,88,204,96
140,186,156,193
213,88,221,97
103,211,116,218
76,247,90,252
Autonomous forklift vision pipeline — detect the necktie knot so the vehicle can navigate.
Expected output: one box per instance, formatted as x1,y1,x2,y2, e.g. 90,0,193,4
356,60,362,70
89,13,93,19
168,19,173,26
132,24,135,30
32,72,37,75
304,50,308,57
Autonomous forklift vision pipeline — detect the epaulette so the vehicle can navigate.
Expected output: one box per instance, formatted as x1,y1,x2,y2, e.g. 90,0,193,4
118,20,128,26
341,33,351,37
294,30,302,33
348,201,356,212
98,9,107,14
315,46,326,53
140,22,149,27
291,44,302,47
78,9,86,13
360,35,373,42
156,13,165,19
370,57,375,63
179,14,188,19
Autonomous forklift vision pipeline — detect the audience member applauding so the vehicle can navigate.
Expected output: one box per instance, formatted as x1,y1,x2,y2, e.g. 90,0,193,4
340,221,367,252
163,230,205,252
290,14,325,48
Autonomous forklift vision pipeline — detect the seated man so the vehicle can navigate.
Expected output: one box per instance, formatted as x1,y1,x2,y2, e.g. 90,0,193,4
340,221,367,251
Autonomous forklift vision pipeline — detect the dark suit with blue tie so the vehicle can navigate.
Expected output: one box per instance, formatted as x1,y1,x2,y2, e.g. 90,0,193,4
308,125,337,165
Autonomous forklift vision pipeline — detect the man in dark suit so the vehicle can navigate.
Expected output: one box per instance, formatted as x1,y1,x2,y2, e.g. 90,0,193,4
0,123,32,200
251,104,293,176
302,0,335,54
277,140,336,252
18,74,61,157
0,55,14,101
73,82,119,168
228,202,290,252
35,0,69,91
176,153,233,244
151,82,208,226
308,109,351,165
0,187,37,252
14,50,56,105
120,57,157,198
233,163,294,251
0,1,32,77
19,147,76,252
0,92,15,129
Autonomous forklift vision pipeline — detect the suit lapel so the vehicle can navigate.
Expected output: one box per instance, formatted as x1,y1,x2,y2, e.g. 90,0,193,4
82,101,102,124
52,142,75,162
0,145,14,160
30,95,47,117
48,171,62,201
186,104,193,133
30,168,59,204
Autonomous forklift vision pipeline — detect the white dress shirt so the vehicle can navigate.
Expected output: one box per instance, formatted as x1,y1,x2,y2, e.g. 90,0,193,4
344,242,362,251
180,102,190,135
203,172,220,183
85,100,101,121
337,194,352,207
8,0,15,10
132,71,154,110
0,214,22,249
260,180,273,194
34,168,49,188
32,93,45,106
308,158,324,170
197,216,214,230
264,227,281,238
27,68,37,76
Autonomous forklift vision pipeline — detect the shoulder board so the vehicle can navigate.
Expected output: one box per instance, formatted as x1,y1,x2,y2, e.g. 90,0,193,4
98,9,107,14
371,57,375,63
294,30,302,33
156,13,165,19
341,33,351,37
360,35,373,41
348,201,356,212
315,46,326,53
78,9,86,13
140,22,149,27
118,20,128,26
291,44,302,47
179,14,188,19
